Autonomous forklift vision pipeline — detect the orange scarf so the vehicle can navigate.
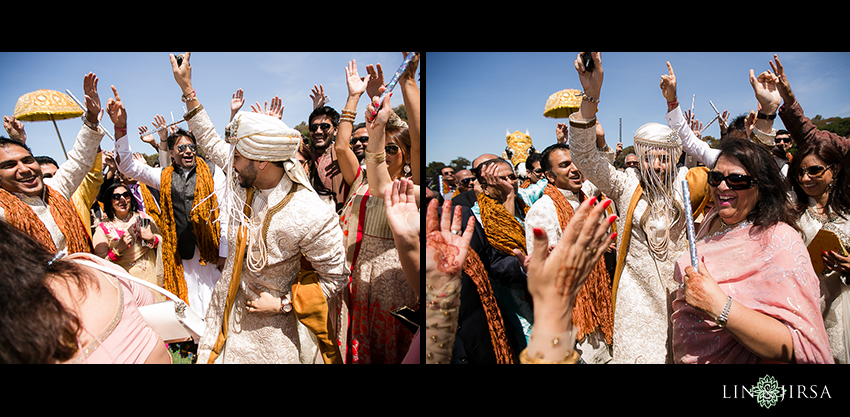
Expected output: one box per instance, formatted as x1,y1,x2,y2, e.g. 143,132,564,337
463,247,515,364
0,185,91,254
542,184,613,344
476,192,529,256
143,158,220,305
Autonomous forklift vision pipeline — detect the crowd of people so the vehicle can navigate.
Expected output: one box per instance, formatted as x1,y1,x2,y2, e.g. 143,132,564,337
0,52,421,364
425,53,849,364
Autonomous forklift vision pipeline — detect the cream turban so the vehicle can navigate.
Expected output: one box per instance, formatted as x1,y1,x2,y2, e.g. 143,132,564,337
226,111,302,162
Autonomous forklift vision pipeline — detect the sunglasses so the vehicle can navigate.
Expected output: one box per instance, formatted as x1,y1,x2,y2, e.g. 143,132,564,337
796,164,834,180
532,168,545,174
177,143,197,153
112,191,133,201
775,136,792,144
309,123,332,132
385,144,401,156
707,171,757,190
624,161,639,167
349,136,369,146
460,177,476,186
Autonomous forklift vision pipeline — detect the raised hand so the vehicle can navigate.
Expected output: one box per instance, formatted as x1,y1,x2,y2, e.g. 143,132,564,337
660,61,678,104
574,52,603,100
231,88,245,119
106,85,127,129
170,52,193,96
769,54,795,106
345,59,370,97
366,63,386,99
310,84,327,110
83,72,101,125
3,115,26,142
749,69,781,114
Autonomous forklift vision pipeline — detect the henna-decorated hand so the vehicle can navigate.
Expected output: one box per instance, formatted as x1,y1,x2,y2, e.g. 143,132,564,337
425,198,475,290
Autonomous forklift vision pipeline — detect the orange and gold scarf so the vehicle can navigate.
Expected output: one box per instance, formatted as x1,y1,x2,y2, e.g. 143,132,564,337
0,185,91,254
476,192,529,256
542,183,613,344
142,158,220,305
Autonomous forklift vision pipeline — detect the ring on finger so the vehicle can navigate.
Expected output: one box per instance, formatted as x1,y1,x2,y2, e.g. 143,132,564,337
451,229,460,235
585,246,597,255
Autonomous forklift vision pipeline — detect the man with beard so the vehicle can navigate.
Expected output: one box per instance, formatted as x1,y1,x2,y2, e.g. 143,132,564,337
0,72,108,254
167,52,348,364
115,122,228,322
349,122,369,164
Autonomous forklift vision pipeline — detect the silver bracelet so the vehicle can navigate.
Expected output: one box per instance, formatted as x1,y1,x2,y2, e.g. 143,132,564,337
716,296,732,327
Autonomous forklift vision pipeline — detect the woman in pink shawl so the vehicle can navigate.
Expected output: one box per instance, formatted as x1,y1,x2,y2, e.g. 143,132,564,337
672,138,833,363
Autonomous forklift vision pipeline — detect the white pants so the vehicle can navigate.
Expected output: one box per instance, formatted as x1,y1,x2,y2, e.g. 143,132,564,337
182,247,221,320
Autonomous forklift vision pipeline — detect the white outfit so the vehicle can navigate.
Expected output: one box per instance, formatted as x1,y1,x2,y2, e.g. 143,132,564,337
183,107,349,364
570,117,689,364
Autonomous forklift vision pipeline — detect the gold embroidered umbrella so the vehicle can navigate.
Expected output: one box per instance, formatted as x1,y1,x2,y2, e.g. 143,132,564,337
13,89,84,159
543,88,583,119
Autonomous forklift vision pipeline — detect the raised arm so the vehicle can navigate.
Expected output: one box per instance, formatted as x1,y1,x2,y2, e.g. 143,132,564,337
334,59,367,187
661,61,721,168
47,73,106,200
399,52,421,185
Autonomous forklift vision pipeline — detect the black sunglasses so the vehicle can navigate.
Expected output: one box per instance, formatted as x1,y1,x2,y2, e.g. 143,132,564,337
309,123,332,132
707,171,757,190
460,177,476,186
796,164,834,180
386,144,401,156
775,136,792,144
349,136,369,146
112,191,133,201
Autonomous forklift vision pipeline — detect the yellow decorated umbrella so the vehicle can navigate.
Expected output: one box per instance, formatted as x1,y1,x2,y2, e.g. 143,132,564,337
543,88,583,119
13,89,84,159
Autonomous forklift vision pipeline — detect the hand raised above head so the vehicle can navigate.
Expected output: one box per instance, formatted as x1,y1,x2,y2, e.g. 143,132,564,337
769,54,795,106
83,72,101,123
106,85,127,129
574,52,603,99
749,69,781,114
660,61,677,103
170,52,192,93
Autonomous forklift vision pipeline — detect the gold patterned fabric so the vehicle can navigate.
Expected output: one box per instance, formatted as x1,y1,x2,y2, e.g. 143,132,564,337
568,115,689,364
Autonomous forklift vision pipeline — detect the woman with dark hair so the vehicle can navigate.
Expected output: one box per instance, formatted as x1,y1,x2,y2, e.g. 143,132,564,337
333,59,419,363
671,138,832,363
787,139,850,363
92,182,164,302
0,221,170,363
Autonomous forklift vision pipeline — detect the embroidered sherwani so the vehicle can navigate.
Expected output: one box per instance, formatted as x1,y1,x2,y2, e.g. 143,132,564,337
0,123,103,250
795,196,850,364
524,180,613,364
570,119,689,364
186,108,349,364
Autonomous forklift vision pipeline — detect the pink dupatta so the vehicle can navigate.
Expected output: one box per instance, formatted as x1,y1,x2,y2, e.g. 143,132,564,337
671,208,833,364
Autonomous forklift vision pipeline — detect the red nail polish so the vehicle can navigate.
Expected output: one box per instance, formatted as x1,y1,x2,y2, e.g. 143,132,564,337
609,215,618,224
610,232,617,239
533,228,544,238
602,199,612,209
588,196,598,205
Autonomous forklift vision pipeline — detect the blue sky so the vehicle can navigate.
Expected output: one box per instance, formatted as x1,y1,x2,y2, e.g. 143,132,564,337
0,52,417,164
427,52,850,169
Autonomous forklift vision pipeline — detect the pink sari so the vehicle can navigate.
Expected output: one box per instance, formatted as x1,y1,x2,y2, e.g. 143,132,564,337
671,209,833,364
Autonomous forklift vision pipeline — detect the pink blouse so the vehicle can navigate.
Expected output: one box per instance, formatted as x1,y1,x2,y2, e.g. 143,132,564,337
66,253,166,364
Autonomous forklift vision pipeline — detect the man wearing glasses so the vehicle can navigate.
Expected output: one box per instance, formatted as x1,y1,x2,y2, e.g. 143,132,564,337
308,106,350,211
440,166,457,200
772,129,792,178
